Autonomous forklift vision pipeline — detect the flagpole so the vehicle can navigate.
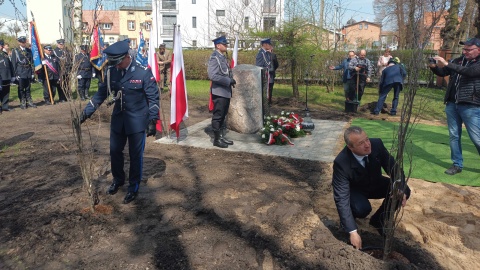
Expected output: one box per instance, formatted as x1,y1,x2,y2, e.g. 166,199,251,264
31,13,54,105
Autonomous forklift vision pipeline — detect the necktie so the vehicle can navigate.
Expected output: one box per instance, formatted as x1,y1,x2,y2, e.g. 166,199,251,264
363,156,369,169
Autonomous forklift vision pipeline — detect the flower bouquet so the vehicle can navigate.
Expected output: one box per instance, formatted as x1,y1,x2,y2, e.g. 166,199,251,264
260,111,306,145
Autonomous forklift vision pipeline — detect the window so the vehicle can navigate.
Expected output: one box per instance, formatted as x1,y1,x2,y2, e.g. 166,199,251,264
128,20,136,31
162,15,177,35
244,17,249,28
192,40,197,47
102,23,111,30
359,24,363,30
146,12,151,16
192,17,197,28
144,21,151,31
263,17,275,31
109,37,115,44
192,0,196,3
364,23,368,29
216,10,225,16
128,11,134,15
244,0,250,5
130,39,137,48
82,36,89,45
263,0,276,13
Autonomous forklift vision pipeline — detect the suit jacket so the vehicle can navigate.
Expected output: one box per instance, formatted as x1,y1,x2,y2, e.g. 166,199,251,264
53,47,73,73
11,47,33,78
255,48,275,83
379,64,406,88
75,52,93,78
0,50,13,83
157,50,172,71
207,50,232,98
38,54,61,81
83,61,160,135
332,138,410,233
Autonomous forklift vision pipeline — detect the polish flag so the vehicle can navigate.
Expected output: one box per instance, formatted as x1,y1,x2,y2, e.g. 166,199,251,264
170,25,188,137
230,35,238,68
149,0,162,134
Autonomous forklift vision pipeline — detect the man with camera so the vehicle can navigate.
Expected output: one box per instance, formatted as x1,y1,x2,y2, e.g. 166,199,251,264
348,50,373,102
429,37,480,175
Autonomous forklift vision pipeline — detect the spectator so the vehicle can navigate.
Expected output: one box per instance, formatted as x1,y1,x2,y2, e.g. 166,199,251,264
377,48,392,76
372,57,406,115
347,50,374,102
329,51,356,100
429,37,480,175
156,43,172,91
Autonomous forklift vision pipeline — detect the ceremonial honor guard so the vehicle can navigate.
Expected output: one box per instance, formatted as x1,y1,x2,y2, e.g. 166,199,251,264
75,45,94,100
255,38,276,105
53,39,72,102
80,40,160,204
39,45,61,104
0,39,14,112
11,36,36,109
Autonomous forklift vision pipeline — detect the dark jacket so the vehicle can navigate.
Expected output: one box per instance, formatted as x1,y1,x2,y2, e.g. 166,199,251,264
255,49,275,83
348,56,374,79
430,55,480,105
75,52,94,78
83,61,160,135
379,63,406,88
333,57,353,83
332,138,411,233
38,54,61,81
0,50,13,83
11,47,33,79
53,47,73,73
207,50,233,98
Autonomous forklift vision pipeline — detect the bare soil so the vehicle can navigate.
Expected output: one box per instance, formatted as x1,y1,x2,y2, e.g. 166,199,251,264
1,95,479,269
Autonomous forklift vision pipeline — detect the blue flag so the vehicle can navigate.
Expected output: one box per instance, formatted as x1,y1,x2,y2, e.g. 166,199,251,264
30,21,43,71
91,26,107,70
136,31,148,67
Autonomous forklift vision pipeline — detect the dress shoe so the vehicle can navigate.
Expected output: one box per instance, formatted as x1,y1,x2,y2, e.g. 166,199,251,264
106,182,124,195
123,192,137,204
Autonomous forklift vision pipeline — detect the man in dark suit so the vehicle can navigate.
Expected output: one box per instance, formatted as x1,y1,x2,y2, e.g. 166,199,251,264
255,38,276,105
53,39,72,102
332,126,410,249
39,45,61,104
372,57,407,115
208,36,236,148
75,45,94,101
80,40,160,204
11,36,37,109
0,39,15,112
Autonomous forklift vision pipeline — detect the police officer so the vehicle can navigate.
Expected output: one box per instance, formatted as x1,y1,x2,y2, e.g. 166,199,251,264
75,45,95,101
255,38,276,105
208,36,236,148
53,39,72,102
0,39,15,112
39,45,61,104
79,40,160,204
11,36,37,109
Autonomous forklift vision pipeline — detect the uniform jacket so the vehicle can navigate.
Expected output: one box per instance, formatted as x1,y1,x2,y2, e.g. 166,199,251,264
379,63,406,88
38,54,61,81
430,55,480,106
0,50,13,83
11,47,33,79
333,57,353,83
332,138,410,233
157,50,172,71
75,52,94,78
348,56,374,79
83,61,160,135
53,47,73,73
255,48,275,83
208,50,232,98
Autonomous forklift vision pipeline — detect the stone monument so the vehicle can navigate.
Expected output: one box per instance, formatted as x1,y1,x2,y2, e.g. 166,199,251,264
227,64,265,134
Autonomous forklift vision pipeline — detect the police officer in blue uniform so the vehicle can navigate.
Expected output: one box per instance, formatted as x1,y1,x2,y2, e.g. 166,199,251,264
11,36,37,109
255,38,276,105
39,45,61,104
75,45,94,101
53,39,72,102
0,39,14,112
80,40,160,204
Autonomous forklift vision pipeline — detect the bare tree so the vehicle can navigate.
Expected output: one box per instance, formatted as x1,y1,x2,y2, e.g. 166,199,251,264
454,0,478,51
6,22,21,38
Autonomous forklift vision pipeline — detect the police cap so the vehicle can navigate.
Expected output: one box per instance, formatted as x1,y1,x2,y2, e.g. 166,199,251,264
212,36,229,45
44,45,53,51
56,39,65,45
80,45,87,51
261,38,272,45
17,36,27,43
103,40,130,66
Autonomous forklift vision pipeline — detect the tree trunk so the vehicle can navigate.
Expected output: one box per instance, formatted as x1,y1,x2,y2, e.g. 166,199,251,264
475,0,480,37
440,0,460,50
454,0,477,52
291,58,299,99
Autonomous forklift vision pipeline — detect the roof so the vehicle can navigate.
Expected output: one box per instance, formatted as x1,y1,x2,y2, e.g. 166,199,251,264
343,20,382,28
119,5,152,11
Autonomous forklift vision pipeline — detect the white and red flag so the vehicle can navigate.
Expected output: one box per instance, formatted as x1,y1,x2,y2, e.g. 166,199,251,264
149,0,162,134
170,25,188,137
230,35,238,68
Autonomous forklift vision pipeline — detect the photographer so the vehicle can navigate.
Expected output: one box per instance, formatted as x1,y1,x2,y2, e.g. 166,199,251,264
429,37,480,175
348,50,373,102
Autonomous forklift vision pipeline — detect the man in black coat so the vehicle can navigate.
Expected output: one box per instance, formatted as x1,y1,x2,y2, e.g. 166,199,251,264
332,126,410,249
372,58,407,115
75,45,95,101
11,36,37,109
53,39,72,102
0,39,15,112
80,40,160,204
255,38,277,105
39,45,61,104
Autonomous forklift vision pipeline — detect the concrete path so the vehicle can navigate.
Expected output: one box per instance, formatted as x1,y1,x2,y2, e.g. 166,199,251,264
154,119,349,162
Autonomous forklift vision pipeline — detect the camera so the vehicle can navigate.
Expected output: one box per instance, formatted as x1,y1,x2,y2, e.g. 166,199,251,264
428,57,436,64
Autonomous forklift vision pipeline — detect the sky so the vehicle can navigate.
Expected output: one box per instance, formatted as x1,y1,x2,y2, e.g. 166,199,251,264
0,0,375,28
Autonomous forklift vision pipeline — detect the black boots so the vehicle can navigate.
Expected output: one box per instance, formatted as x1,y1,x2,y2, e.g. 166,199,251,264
220,129,233,145
213,131,228,148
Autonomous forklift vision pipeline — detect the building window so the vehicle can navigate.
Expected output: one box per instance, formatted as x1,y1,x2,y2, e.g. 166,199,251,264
82,36,89,45
359,24,363,30
144,21,151,31
192,17,197,28
162,15,177,35
263,0,276,13
109,37,115,44
216,10,225,16
146,12,151,16
192,0,196,3
192,40,197,47
216,32,226,38
364,23,368,29
128,20,136,31
130,39,137,48
244,17,249,28
244,0,250,5
263,17,275,31
102,23,111,30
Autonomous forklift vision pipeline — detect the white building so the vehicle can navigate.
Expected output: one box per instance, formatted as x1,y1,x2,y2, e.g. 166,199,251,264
26,0,73,45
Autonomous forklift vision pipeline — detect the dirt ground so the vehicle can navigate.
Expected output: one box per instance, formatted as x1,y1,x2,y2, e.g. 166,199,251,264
0,95,479,270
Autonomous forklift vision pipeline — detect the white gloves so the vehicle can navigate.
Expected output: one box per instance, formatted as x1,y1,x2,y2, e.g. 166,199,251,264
16,76,20,80
77,75,82,79
42,60,47,65
92,73,96,77
31,75,35,79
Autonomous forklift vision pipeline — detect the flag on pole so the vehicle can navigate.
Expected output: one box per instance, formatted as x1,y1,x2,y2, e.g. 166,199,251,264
29,21,43,71
136,31,148,66
148,0,160,82
170,25,188,138
230,35,238,68
90,26,107,70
